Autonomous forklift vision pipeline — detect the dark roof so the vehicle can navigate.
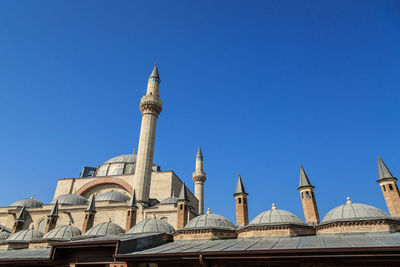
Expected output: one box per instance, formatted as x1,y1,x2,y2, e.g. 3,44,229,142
234,174,247,195
86,195,96,212
298,165,313,189
378,156,396,181
10,198,43,208
196,146,203,158
128,190,137,208
178,182,189,201
15,205,26,221
149,64,159,79
48,200,58,217
0,248,50,260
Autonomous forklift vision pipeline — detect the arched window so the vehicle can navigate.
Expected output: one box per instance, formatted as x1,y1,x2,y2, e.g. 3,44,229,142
389,184,394,191
382,185,386,192
238,198,242,204
306,192,310,198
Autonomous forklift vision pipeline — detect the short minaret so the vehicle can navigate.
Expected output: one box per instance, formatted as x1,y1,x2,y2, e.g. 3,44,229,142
134,64,163,204
44,200,59,235
125,190,138,232
11,205,26,234
297,166,320,224
377,156,400,217
233,174,249,226
192,146,207,214
82,195,96,234
177,183,190,229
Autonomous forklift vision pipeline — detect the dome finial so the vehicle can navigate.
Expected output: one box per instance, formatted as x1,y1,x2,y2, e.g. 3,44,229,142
272,203,276,210
68,221,72,225
109,217,112,223
207,208,211,214
346,196,352,204
153,213,157,218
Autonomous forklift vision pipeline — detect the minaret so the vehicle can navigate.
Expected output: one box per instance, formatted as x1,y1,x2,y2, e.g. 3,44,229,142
377,156,400,217
192,146,206,214
125,190,138,232
44,200,59,235
134,64,163,204
11,205,26,234
177,183,189,229
233,174,249,226
297,166,320,224
82,195,96,234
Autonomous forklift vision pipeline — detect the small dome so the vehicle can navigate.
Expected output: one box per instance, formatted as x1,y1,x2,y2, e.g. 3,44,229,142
184,211,235,230
0,225,10,233
105,154,137,164
84,222,124,236
7,229,43,241
95,190,130,203
10,198,43,208
322,200,390,224
44,224,81,240
129,218,175,234
52,194,88,206
160,195,178,204
0,231,10,241
249,207,306,226
96,154,160,176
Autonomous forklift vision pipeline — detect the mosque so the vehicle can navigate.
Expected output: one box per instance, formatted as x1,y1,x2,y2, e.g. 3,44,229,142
0,65,400,266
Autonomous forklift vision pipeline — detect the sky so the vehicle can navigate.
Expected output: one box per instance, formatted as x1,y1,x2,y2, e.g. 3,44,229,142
0,0,399,224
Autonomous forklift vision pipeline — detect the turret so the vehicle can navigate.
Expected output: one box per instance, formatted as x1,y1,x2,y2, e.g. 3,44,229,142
125,190,138,232
177,183,190,229
11,205,26,234
82,195,96,234
233,174,249,226
134,64,163,204
44,200,59,235
297,166,320,224
377,156,400,217
192,146,206,214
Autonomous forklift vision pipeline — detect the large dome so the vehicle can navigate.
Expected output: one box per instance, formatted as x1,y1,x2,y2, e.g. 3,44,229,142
322,199,390,224
44,224,81,240
52,194,88,206
129,218,175,234
184,211,235,230
249,205,306,226
10,198,43,208
8,229,43,241
95,190,130,203
96,154,160,176
84,221,124,236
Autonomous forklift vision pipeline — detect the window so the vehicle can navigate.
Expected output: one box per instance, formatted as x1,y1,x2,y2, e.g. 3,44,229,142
238,198,242,204
244,198,247,204
180,204,183,210
301,192,304,199
382,185,386,191
389,184,394,191
311,192,315,199
306,192,310,198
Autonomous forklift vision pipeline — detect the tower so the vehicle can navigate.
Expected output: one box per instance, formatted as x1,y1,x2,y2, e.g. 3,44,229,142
192,146,206,214
298,166,320,224
125,190,138,232
11,205,26,234
134,64,163,204
44,200,59,235
177,183,189,229
82,195,96,234
233,174,249,226
377,156,400,217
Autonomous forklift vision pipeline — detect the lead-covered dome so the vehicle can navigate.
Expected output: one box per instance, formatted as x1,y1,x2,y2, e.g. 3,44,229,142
0,231,10,240
129,218,175,234
51,194,88,206
95,190,130,203
44,224,81,240
10,198,43,208
7,229,43,241
160,195,178,205
184,211,235,230
84,221,124,236
249,205,306,226
322,198,390,224
96,154,160,176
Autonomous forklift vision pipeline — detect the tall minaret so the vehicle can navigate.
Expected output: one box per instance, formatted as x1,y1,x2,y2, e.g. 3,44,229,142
298,165,320,224
134,64,163,204
192,146,206,214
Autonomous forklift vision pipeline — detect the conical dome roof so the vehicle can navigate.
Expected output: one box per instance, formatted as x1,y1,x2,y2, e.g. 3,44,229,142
44,224,81,240
11,198,43,208
84,221,124,236
52,194,88,206
7,229,43,241
184,211,235,230
95,190,130,203
129,218,175,234
0,231,10,241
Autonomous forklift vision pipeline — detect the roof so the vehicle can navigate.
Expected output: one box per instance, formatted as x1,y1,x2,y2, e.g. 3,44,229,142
44,224,81,240
120,232,400,255
249,206,306,226
178,183,189,201
0,248,50,260
234,174,246,195
0,231,10,241
149,64,160,79
48,200,58,217
184,212,235,231
127,190,137,208
128,218,175,234
160,195,178,204
378,156,396,181
196,146,203,158
105,154,137,164
52,194,88,206
10,198,43,208
321,200,390,224
84,221,124,237
7,229,43,241
298,165,313,189
95,190,130,203
86,195,96,212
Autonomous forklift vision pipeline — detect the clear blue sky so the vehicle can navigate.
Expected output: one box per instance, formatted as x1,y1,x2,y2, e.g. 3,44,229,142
0,0,399,224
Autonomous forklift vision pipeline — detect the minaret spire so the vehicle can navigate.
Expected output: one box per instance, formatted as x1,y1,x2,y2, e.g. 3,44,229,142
134,64,163,204
297,165,320,224
234,174,249,226
192,146,206,214
177,183,190,229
